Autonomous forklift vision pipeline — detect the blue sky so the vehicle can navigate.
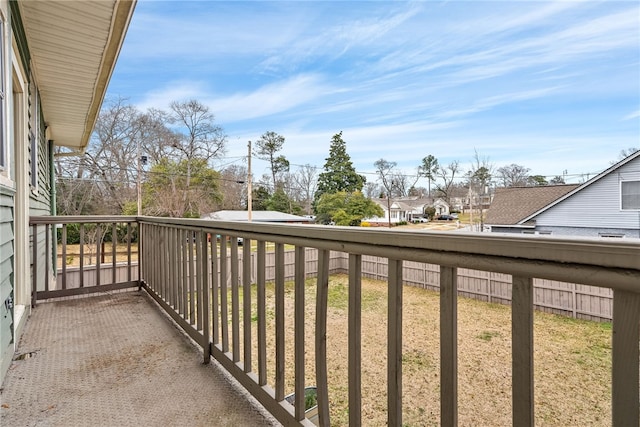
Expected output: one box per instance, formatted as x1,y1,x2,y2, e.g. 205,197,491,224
106,0,640,184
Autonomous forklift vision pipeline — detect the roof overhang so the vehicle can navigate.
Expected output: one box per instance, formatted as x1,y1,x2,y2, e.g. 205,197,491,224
18,0,136,152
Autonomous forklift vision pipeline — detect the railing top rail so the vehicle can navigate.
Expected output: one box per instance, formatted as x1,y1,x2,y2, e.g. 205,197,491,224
30,215,138,225
33,215,639,291
139,217,640,280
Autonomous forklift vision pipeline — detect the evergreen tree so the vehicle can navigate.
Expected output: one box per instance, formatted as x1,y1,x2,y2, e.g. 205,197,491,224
315,132,365,204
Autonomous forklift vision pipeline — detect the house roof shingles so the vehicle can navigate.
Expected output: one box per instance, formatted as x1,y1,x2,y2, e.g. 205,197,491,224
485,185,580,226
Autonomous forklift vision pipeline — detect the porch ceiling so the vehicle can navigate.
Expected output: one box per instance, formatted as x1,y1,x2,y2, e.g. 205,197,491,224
18,0,136,151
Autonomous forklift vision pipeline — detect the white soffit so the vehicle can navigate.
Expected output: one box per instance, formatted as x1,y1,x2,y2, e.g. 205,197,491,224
19,0,135,151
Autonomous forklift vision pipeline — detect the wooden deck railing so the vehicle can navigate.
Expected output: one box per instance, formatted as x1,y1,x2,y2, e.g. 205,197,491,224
30,215,640,426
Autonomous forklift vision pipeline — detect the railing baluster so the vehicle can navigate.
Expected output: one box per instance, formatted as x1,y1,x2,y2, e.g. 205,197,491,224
440,266,458,427
45,224,50,293
231,238,240,362
348,253,362,427
31,224,37,307
294,245,306,421
612,289,640,426
96,224,101,288
61,224,67,290
167,227,178,311
211,235,219,346
180,229,187,316
201,230,210,364
275,242,285,401
172,227,179,309
196,231,203,331
512,275,534,427
220,235,229,353
79,224,84,288
111,222,117,286
188,232,195,325
136,222,141,289
257,240,267,385
243,239,252,373
316,249,331,426
126,222,132,283
158,227,171,304
388,258,403,427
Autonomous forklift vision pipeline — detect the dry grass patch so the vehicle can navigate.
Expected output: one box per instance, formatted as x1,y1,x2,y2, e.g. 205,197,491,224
228,274,611,426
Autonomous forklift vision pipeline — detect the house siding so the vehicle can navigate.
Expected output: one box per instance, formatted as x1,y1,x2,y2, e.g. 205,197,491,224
533,158,640,235
0,185,14,380
28,87,51,292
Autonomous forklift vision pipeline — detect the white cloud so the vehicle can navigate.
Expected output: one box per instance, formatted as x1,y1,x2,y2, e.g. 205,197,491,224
622,110,640,121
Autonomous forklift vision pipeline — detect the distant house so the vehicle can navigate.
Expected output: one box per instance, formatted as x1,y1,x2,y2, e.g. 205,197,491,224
486,151,640,238
364,197,449,226
202,210,315,224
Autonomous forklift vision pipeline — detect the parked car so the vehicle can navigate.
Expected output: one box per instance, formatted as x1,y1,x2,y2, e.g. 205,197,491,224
412,217,429,223
285,386,319,425
437,214,455,221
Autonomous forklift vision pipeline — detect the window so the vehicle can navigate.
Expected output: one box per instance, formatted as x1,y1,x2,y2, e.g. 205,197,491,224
621,181,640,210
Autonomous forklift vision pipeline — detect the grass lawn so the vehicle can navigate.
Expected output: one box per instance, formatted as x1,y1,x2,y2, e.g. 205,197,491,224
234,274,611,426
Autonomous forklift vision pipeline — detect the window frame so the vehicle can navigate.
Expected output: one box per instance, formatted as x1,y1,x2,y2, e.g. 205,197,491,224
620,180,640,211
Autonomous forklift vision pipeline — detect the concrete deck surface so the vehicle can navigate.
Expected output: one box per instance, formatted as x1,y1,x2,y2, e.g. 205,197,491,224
1,291,279,427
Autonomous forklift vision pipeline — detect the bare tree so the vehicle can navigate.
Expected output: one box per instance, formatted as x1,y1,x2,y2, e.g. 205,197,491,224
218,164,248,210
363,181,380,199
468,149,494,231
169,100,227,210
374,158,398,228
390,170,419,197
434,161,462,206
496,164,530,187
291,164,318,215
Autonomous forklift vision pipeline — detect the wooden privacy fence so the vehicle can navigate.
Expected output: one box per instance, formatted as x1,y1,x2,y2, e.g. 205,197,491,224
42,244,614,322
215,250,615,322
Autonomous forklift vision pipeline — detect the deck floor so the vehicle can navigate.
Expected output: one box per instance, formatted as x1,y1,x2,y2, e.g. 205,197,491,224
1,291,279,427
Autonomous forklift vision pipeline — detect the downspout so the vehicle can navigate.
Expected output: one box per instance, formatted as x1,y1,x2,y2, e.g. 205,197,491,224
49,139,56,276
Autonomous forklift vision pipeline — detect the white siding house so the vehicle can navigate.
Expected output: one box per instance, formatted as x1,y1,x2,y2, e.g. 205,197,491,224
364,197,449,226
487,151,640,238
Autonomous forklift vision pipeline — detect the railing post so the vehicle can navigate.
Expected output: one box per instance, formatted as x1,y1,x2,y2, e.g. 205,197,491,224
231,238,240,363
257,240,267,386
294,246,306,421
440,266,457,427
275,242,285,401
316,248,330,426
512,275,534,427
348,253,362,427
242,239,252,372
211,235,219,347
388,259,403,426
201,230,210,364
220,235,229,353
612,289,640,426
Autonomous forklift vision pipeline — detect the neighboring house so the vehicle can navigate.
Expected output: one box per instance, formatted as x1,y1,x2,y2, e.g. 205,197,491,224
364,197,450,226
486,150,640,238
0,0,135,382
202,210,315,224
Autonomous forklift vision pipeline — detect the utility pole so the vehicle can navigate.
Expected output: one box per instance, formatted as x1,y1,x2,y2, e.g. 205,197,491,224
247,141,252,222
